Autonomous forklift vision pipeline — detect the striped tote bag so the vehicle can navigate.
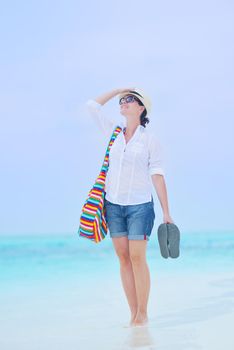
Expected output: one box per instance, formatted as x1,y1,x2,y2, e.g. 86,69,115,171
78,125,122,243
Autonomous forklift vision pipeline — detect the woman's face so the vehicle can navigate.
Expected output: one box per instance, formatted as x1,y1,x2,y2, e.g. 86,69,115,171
119,95,145,118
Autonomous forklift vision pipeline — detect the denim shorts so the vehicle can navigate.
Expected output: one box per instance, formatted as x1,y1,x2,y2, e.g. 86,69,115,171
104,197,155,241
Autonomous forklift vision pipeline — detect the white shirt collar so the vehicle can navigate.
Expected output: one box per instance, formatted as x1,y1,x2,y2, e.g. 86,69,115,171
119,120,144,132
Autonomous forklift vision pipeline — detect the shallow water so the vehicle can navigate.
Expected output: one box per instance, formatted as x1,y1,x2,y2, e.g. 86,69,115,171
0,231,234,350
0,231,234,288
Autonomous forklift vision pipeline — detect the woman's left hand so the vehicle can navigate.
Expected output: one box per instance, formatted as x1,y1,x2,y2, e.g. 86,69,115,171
163,213,174,224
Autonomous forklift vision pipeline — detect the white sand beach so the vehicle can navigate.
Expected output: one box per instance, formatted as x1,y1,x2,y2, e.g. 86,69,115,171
0,269,234,350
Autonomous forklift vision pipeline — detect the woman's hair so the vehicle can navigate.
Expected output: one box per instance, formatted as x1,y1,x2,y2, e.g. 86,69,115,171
135,98,150,127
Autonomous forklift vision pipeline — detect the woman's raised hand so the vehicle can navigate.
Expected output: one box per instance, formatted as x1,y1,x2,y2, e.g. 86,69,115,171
95,88,135,105
117,88,135,94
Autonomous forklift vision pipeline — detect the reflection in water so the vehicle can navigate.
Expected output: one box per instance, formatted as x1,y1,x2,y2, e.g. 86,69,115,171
124,325,155,349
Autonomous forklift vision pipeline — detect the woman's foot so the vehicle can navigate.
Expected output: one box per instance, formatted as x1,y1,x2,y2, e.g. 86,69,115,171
129,311,138,326
132,311,148,327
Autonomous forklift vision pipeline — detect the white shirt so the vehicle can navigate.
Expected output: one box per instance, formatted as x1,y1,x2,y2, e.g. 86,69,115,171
86,99,165,205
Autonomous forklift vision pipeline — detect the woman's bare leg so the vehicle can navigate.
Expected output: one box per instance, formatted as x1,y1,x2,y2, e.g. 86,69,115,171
129,240,150,325
112,237,138,324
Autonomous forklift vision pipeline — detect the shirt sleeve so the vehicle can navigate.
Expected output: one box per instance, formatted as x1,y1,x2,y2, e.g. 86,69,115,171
148,135,165,176
86,99,117,137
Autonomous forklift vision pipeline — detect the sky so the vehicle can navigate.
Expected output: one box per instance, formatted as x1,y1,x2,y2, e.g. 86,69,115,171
0,0,233,235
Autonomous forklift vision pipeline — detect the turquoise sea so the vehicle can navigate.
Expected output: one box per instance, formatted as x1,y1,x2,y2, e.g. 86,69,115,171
1,231,234,350
1,231,234,291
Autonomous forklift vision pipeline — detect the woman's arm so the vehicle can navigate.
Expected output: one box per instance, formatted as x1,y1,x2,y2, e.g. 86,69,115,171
151,174,174,224
94,88,134,105
86,87,134,137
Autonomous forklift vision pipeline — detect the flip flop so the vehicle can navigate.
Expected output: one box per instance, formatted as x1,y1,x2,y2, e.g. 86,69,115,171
157,223,170,258
157,223,180,259
167,223,180,258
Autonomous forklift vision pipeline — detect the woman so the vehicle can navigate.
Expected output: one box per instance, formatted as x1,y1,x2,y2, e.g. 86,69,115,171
86,88,174,327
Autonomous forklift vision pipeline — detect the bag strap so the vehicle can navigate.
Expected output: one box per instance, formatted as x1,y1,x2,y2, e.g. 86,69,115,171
101,125,122,173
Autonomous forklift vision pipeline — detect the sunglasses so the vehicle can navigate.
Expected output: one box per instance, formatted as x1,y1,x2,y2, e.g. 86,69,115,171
119,95,141,105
